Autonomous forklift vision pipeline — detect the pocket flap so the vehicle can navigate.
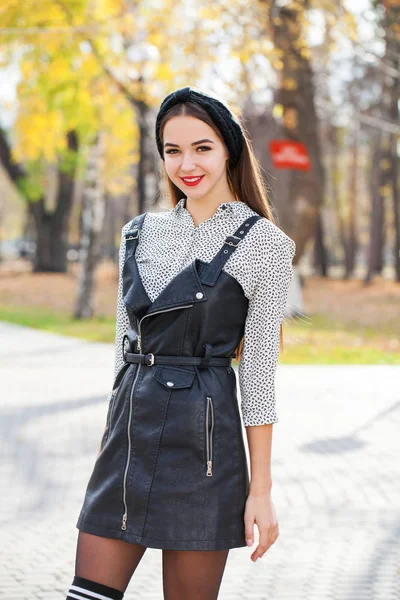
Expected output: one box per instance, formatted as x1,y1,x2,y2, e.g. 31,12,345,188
153,365,196,389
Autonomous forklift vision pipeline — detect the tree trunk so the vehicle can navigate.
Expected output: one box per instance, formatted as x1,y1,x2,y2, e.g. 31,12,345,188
30,209,70,272
136,98,147,215
268,0,325,260
365,132,386,283
134,95,160,214
346,124,359,277
313,210,328,276
74,135,106,319
30,131,78,272
366,6,399,282
329,126,349,276
391,131,400,282
103,193,117,260
389,56,400,281
0,128,78,272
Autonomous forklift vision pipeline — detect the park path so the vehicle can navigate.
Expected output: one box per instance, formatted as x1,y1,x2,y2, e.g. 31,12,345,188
0,321,399,600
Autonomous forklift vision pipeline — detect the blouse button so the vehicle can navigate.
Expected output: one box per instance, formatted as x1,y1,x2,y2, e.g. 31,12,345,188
167,381,174,387
196,292,204,299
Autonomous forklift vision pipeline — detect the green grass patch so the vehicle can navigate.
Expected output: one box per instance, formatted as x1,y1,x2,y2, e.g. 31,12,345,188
281,342,400,364
0,304,116,343
279,312,400,365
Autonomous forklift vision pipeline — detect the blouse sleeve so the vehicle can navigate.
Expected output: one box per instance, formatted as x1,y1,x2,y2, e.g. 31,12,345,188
238,234,296,427
105,222,132,406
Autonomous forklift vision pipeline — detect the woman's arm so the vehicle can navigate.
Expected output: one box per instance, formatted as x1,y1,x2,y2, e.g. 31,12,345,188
246,423,273,495
97,221,132,457
238,228,296,561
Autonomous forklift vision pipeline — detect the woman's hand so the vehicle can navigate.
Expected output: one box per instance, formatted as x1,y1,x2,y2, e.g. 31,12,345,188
244,491,279,562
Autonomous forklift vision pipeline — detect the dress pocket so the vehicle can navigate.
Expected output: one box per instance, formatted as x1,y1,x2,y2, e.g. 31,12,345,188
153,365,196,389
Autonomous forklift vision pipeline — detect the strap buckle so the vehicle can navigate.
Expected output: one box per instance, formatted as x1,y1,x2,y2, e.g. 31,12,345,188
224,234,241,247
125,228,139,241
144,353,155,366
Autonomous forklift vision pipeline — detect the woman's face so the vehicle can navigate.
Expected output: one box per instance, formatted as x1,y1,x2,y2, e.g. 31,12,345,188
162,115,230,201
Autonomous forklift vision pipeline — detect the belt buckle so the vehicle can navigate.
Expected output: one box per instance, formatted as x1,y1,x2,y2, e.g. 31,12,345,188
224,234,241,247
145,353,155,366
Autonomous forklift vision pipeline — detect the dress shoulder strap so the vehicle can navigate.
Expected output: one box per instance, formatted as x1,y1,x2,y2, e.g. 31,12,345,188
199,214,261,286
124,212,147,256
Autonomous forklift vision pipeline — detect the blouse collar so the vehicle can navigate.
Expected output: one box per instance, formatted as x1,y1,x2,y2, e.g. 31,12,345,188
172,197,254,219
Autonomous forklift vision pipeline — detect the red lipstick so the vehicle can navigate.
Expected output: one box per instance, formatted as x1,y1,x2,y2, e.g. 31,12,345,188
180,175,205,187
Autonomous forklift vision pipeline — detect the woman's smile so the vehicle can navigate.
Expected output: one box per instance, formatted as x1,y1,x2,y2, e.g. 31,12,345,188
180,175,205,186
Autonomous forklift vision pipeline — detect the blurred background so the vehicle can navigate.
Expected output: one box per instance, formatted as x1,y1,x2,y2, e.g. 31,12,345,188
0,2,400,599
0,0,399,362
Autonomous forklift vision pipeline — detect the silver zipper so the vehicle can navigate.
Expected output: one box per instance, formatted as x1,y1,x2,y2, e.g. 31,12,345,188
206,396,214,476
121,361,141,530
121,303,194,531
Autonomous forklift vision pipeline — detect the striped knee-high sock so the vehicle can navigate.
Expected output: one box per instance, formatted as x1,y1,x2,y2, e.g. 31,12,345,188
66,575,124,600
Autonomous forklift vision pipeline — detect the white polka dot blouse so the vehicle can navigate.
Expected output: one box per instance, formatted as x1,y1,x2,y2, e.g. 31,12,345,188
110,197,296,427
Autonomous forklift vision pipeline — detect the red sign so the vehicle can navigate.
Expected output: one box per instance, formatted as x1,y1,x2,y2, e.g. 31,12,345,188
269,140,311,171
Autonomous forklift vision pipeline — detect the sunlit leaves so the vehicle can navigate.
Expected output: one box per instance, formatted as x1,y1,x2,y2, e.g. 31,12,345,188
14,109,66,162
0,0,373,201
0,0,139,194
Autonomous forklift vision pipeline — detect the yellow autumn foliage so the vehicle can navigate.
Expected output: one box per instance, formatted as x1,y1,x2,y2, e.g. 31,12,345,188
14,110,67,163
0,0,363,199
0,0,143,194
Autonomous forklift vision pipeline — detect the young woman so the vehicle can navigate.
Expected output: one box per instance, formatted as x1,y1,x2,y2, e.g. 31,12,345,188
67,86,296,600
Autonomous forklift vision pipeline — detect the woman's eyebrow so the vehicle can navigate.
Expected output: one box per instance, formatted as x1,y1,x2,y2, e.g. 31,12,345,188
164,139,215,148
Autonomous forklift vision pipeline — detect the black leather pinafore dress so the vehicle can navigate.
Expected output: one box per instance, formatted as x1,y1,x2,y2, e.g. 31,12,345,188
76,211,261,551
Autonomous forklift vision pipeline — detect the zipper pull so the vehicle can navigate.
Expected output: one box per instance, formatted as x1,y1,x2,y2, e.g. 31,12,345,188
206,460,213,477
121,512,127,530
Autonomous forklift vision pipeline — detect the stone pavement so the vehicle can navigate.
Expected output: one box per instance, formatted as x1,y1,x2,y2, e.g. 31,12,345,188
1,321,399,600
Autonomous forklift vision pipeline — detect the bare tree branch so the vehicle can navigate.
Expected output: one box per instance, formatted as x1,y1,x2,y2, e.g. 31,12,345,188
0,128,26,186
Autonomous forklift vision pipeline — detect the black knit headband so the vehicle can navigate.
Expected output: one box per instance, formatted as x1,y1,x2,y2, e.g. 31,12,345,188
155,86,245,169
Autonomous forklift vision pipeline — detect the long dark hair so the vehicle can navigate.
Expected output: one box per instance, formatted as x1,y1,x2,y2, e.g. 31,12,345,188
157,100,285,358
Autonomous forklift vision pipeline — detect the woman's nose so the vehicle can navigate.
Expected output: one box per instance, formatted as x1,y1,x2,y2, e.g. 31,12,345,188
180,152,196,171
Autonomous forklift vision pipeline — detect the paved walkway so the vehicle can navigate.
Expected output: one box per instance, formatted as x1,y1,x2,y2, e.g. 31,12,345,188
1,321,399,599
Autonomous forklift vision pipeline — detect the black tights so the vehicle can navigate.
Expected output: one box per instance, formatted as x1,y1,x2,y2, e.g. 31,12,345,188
75,531,230,599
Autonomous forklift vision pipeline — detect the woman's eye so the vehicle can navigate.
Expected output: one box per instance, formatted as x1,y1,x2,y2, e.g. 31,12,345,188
165,146,211,155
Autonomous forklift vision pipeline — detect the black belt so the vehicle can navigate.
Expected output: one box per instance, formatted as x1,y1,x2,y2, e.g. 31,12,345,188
124,351,232,368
